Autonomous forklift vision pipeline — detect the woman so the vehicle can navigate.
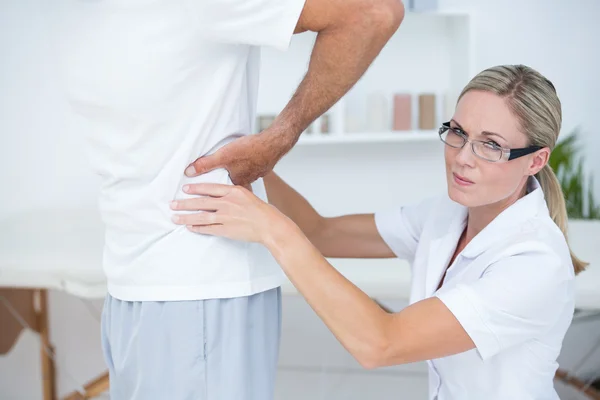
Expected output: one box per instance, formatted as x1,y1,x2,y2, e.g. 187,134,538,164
170,65,586,399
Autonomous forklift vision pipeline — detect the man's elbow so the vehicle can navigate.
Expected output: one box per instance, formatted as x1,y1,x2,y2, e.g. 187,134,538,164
362,0,405,36
300,0,404,36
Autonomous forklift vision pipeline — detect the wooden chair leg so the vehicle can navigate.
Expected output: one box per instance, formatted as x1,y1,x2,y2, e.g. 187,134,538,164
63,393,85,400
63,371,109,400
36,289,57,400
83,371,110,398
555,368,600,400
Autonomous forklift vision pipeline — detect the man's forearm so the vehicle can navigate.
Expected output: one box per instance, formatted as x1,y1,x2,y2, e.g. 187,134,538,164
270,1,405,148
182,1,404,186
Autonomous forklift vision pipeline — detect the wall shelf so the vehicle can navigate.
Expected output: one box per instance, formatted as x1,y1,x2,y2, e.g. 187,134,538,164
257,11,474,143
296,130,440,145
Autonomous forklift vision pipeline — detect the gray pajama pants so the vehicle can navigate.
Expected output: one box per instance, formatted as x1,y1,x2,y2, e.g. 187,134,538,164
100,287,282,400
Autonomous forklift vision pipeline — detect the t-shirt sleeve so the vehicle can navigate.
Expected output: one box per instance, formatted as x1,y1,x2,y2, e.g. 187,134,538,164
185,0,307,50
374,197,437,262
435,245,574,360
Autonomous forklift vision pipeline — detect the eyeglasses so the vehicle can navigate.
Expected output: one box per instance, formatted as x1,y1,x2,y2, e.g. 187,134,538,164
438,122,542,162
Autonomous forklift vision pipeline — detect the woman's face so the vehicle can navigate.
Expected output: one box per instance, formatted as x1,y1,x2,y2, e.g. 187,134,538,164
445,90,548,209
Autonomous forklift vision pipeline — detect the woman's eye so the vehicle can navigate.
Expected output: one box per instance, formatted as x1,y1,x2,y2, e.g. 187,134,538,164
451,127,466,137
484,140,500,148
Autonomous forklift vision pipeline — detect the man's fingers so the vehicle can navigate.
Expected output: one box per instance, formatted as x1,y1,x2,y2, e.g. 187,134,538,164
185,152,223,177
229,169,261,189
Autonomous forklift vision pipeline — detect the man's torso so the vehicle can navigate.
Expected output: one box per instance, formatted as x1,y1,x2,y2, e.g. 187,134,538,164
56,1,283,301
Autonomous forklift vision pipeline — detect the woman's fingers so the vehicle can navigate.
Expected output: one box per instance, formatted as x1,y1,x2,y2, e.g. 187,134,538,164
170,184,260,240
187,224,227,236
182,183,233,197
171,196,220,212
171,210,220,226
168,183,274,244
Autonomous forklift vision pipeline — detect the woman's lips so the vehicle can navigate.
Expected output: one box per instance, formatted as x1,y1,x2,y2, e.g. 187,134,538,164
453,173,474,186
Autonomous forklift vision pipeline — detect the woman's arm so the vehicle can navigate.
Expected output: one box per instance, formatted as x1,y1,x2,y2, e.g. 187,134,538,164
264,172,394,258
264,219,475,368
170,184,475,368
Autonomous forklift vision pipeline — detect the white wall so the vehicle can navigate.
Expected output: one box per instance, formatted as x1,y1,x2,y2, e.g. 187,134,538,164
0,0,102,221
1,0,599,399
439,0,600,198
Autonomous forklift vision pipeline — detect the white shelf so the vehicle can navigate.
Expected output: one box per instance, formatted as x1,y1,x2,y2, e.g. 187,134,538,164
257,10,474,147
406,10,471,17
296,130,440,145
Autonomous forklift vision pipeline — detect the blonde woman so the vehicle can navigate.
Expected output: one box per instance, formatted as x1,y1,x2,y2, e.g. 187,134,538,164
171,65,585,399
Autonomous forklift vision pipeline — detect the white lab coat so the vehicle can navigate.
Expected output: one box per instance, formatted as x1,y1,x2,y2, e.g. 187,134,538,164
375,177,575,400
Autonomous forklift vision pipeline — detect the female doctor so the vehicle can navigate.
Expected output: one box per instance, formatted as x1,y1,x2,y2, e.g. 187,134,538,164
171,64,586,399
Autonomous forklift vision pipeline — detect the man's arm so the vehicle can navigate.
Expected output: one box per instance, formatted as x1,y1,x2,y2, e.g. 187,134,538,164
274,0,406,146
186,0,405,185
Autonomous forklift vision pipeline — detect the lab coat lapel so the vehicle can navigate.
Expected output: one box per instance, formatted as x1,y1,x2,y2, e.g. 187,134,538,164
422,177,546,298
460,179,547,259
424,208,467,298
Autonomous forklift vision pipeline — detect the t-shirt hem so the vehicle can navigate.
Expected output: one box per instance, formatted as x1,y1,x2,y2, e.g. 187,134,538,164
107,274,286,302
272,0,307,51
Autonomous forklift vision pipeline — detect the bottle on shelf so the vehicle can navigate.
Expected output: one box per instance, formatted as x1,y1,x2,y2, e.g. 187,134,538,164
418,93,436,130
366,92,389,132
393,93,412,131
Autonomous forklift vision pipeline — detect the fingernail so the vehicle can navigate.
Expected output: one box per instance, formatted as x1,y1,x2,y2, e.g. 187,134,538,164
171,215,180,223
185,166,196,176
182,185,190,192
170,200,178,209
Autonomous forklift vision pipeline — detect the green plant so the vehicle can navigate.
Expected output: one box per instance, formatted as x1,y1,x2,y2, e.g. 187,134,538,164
549,129,600,219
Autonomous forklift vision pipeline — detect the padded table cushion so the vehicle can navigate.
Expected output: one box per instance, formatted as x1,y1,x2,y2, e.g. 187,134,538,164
0,209,107,299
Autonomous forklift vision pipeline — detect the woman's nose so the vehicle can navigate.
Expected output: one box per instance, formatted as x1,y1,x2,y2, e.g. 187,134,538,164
455,142,476,167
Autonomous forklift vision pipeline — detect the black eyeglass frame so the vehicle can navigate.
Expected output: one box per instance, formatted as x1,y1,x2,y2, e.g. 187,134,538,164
438,121,543,162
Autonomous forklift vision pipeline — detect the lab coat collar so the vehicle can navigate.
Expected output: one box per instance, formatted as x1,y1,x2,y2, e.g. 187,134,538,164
425,208,467,297
425,177,548,296
460,176,547,258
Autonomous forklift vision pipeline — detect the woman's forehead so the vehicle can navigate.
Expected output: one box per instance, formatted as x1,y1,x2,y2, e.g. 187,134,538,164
454,91,525,142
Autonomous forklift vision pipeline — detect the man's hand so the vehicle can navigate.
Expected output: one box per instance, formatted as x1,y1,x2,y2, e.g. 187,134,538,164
186,0,404,186
184,128,294,187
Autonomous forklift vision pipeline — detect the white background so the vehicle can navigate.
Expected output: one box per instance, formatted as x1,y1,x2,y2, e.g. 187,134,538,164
1,0,599,398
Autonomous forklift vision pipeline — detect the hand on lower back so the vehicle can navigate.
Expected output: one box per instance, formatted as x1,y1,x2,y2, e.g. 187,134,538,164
184,130,293,188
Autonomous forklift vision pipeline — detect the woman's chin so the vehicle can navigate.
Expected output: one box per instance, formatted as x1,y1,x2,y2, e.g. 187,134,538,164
448,186,476,207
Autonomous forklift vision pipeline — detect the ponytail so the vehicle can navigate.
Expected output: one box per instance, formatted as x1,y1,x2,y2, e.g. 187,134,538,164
536,165,588,274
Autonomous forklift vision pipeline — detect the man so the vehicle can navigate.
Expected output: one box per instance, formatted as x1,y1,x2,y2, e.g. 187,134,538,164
57,0,404,398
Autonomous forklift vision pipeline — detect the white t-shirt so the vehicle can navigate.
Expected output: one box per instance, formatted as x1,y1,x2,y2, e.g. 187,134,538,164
375,177,575,400
56,0,306,301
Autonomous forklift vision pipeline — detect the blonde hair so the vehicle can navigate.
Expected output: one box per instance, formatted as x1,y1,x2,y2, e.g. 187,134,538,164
458,65,587,274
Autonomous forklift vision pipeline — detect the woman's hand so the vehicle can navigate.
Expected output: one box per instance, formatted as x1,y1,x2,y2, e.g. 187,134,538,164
170,183,286,244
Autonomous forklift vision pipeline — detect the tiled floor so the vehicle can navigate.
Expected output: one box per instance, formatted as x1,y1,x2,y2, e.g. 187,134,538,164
276,296,429,399
0,292,598,399
276,296,600,400
275,367,429,399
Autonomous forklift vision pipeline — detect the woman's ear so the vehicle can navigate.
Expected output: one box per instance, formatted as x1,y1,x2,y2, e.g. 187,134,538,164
528,147,550,176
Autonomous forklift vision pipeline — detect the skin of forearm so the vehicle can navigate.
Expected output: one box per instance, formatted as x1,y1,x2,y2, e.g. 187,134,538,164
267,5,403,150
265,218,394,368
264,172,325,240
263,173,392,258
